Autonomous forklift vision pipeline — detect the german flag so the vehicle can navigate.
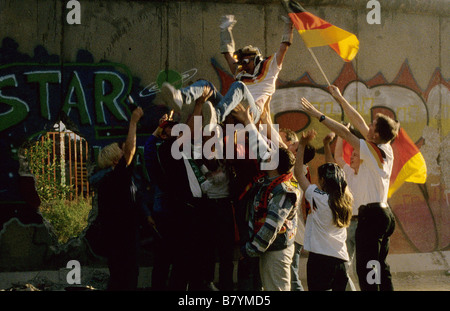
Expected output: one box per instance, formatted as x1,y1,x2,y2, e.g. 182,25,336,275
389,127,427,198
282,0,359,62
340,127,426,198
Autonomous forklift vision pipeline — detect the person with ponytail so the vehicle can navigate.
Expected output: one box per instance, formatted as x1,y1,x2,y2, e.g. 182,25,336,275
294,130,353,291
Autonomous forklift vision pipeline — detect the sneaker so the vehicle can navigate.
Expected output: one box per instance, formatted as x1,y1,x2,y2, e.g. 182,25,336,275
202,101,218,128
160,82,183,112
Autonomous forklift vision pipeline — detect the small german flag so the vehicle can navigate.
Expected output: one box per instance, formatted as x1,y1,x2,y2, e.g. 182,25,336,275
282,0,359,62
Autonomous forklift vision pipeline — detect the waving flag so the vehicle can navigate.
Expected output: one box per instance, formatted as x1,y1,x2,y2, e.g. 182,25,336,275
389,127,427,198
341,128,427,197
282,0,359,62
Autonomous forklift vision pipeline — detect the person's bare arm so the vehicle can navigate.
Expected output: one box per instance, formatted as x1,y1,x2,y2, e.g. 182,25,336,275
334,136,347,168
294,131,315,192
323,132,336,163
276,42,290,68
328,85,369,139
299,97,360,153
123,107,144,166
276,16,293,66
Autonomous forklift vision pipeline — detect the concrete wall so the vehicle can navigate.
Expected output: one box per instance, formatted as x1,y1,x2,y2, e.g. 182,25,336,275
0,0,449,271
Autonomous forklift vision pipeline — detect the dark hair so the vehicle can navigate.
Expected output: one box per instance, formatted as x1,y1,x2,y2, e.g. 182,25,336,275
375,113,400,143
277,147,296,175
317,163,353,228
304,144,315,164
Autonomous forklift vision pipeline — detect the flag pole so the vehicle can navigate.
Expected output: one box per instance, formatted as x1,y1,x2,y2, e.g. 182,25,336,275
307,47,331,86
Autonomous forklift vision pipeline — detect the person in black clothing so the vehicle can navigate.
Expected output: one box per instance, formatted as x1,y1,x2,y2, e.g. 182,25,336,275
96,106,144,291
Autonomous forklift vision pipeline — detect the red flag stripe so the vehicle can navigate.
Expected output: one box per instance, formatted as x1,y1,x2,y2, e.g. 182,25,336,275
289,12,332,31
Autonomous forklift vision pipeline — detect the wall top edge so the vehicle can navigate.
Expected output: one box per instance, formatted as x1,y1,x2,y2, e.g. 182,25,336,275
135,0,450,16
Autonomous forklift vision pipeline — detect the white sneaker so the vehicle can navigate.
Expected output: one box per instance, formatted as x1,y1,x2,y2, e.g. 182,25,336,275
202,101,218,128
160,82,183,112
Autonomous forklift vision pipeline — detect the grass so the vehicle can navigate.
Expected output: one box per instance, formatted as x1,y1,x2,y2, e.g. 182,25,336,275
40,198,92,244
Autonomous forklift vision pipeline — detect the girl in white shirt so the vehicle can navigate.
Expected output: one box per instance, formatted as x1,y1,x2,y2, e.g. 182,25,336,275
294,131,353,291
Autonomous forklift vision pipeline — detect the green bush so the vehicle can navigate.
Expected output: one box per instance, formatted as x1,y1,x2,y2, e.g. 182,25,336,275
40,198,92,244
26,137,73,202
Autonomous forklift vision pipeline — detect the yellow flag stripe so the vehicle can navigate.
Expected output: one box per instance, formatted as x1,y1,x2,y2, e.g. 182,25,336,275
298,25,357,48
388,153,427,198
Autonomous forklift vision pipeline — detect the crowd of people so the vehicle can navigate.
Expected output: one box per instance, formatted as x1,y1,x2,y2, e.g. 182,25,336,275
90,15,400,292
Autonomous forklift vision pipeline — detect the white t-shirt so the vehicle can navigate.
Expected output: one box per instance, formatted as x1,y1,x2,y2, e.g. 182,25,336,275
236,53,281,109
358,139,394,204
343,164,363,216
303,184,349,261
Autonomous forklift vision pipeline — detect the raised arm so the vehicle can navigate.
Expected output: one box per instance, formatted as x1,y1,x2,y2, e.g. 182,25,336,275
294,130,315,192
334,136,347,168
219,15,239,75
123,106,144,166
323,132,336,163
299,97,360,153
328,85,369,139
276,16,294,66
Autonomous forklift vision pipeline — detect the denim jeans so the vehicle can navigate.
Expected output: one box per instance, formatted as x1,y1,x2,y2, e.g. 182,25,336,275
290,242,305,291
180,79,260,123
345,219,358,290
356,204,395,291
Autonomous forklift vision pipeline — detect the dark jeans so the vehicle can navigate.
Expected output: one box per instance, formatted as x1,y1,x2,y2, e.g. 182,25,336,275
107,232,139,291
151,211,177,290
234,197,262,291
356,203,396,291
169,198,209,291
307,252,348,291
181,79,260,123
203,198,236,291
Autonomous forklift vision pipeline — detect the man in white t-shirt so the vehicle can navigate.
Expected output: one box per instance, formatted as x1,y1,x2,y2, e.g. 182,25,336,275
299,85,400,291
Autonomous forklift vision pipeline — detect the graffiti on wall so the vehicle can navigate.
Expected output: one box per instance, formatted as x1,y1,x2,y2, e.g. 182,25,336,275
0,37,169,206
1,35,449,254
212,59,449,254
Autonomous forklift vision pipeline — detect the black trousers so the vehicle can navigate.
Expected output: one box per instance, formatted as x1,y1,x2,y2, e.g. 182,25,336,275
204,198,236,291
107,232,139,291
307,252,348,291
356,203,396,291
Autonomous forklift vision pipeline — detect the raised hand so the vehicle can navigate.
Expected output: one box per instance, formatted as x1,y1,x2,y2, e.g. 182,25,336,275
220,15,237,30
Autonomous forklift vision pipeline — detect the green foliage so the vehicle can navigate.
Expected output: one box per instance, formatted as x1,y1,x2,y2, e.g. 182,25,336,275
26,135,92,243
26,137,73,202
40,198,92,244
